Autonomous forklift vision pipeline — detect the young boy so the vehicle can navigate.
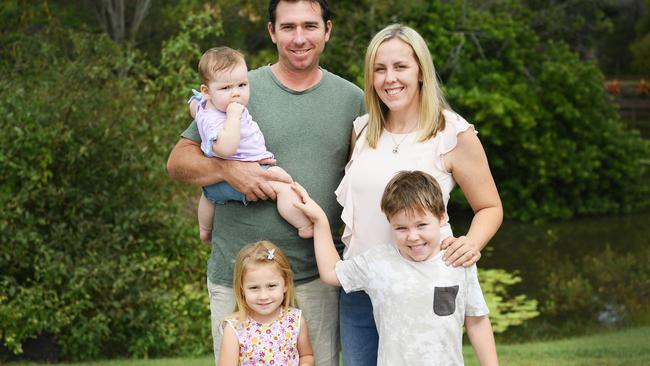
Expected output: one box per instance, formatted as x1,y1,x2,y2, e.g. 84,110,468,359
293,170,499,365
189,47,313,244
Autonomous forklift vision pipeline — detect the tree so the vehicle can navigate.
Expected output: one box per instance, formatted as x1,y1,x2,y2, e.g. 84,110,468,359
88,0,152,43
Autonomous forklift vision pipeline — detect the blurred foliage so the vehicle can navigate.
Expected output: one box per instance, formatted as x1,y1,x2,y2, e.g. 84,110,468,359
0,3,219,360
538,245,650,335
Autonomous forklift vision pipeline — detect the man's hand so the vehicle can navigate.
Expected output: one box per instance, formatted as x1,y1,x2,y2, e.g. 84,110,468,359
223,160,291,201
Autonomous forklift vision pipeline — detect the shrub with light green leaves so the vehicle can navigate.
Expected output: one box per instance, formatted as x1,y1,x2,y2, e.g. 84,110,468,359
479,269,539,333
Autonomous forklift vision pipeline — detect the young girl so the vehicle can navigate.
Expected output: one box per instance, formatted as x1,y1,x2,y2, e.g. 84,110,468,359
218,241,314,366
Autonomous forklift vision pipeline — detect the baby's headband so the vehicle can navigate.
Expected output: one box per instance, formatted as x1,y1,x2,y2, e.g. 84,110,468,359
266,249,275,261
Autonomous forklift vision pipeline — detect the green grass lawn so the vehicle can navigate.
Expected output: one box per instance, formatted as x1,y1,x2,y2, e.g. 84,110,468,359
11,326,650,366
464,326,650,366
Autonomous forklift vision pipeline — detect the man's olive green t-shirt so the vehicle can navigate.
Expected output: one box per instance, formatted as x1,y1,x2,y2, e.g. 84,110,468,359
182,66,364,285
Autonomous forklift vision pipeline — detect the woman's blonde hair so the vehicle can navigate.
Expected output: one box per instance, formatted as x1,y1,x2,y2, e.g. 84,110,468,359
232,240,295,321
363,24,448,148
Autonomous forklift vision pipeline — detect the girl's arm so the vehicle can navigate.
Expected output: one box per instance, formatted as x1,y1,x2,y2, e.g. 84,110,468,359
217,323,240,366
291,184,342,286
297,315,315,366
212,102,244,158
188,99,198,119
442,127,503,267
465,315,498,366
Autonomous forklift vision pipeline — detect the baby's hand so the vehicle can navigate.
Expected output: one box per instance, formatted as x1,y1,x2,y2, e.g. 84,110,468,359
291,183,327,224
226,102,245,117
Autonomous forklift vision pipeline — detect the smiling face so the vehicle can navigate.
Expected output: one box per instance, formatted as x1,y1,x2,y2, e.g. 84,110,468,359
372,38,422,117
201,61,250,112
268,0,332,73
389,208,445,262
242,262,288,323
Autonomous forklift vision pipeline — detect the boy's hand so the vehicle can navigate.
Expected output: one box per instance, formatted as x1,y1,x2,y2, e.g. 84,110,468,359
226,102,245,118
291,183,327,223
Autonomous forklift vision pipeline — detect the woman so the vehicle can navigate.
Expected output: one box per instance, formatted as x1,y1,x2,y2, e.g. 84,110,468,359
335,24,503,366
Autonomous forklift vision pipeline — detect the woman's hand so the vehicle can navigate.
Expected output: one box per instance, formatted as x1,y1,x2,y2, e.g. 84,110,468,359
441,236,482,267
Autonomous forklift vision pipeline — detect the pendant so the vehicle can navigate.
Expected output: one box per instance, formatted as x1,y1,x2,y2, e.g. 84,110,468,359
392,147,399,154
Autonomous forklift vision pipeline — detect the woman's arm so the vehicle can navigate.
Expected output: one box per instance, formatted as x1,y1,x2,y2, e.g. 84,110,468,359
465,316,499,366
217,323,240,366
297,315,315,366
442,127,503,267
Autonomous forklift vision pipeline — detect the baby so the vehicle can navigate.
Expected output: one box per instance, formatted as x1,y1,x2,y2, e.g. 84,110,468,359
190,47,313,244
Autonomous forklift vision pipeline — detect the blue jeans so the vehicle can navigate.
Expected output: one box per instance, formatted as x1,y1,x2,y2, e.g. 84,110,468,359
340,289,378,366
202,165,271,204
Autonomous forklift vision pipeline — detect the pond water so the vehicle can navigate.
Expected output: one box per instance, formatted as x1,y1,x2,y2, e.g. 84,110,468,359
450,209,650,340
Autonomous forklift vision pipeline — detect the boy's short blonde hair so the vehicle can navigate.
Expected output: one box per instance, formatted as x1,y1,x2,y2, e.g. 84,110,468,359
380,171,446,220
232,240,295,321
198,47,245,85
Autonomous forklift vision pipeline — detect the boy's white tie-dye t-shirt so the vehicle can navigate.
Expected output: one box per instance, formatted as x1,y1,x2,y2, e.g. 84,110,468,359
335,244,489,366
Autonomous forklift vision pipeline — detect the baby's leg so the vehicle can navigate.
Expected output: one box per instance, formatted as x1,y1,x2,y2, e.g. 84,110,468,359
267,167,314,239
198,193,216,245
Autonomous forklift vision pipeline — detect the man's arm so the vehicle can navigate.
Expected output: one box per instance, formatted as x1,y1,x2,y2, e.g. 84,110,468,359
465,315,498,366
291,184,341,286
166,137,287,201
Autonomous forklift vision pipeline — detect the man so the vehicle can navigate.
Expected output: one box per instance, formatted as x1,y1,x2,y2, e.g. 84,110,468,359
166,1,364,365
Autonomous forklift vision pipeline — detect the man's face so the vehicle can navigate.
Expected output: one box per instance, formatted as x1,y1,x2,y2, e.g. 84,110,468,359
268,0,332,72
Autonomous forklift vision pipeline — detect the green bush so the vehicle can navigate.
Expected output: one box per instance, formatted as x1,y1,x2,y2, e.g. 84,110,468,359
0,19,209,360
479,269,539,333
541,245,650,326
417,1,650,221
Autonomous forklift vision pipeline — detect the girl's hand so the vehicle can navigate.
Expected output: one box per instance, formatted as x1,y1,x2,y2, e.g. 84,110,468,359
441,236,482,267
226,101,245,117
291,183,327,223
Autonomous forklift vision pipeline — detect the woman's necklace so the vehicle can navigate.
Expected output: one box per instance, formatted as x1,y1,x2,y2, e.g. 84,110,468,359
388,131,409,154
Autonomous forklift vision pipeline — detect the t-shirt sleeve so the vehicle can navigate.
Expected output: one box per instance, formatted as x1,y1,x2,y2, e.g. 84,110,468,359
465,264,489,317
335,254,371,293
196,111,227,157
180,120,200,142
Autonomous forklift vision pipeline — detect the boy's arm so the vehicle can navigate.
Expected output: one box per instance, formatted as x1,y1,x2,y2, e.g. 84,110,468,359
465,315,498,366
297,315,315,366
291,184,341,286
211,102,244,158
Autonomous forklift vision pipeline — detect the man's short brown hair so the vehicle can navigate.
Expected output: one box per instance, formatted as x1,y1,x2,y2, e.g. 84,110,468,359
198,47,245,85
380,171,446,220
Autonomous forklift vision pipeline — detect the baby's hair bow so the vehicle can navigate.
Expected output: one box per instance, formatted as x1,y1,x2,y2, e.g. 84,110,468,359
267,249,275,260
187,88,204,104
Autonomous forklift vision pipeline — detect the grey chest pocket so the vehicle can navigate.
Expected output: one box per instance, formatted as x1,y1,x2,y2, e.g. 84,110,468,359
433,285,459,316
